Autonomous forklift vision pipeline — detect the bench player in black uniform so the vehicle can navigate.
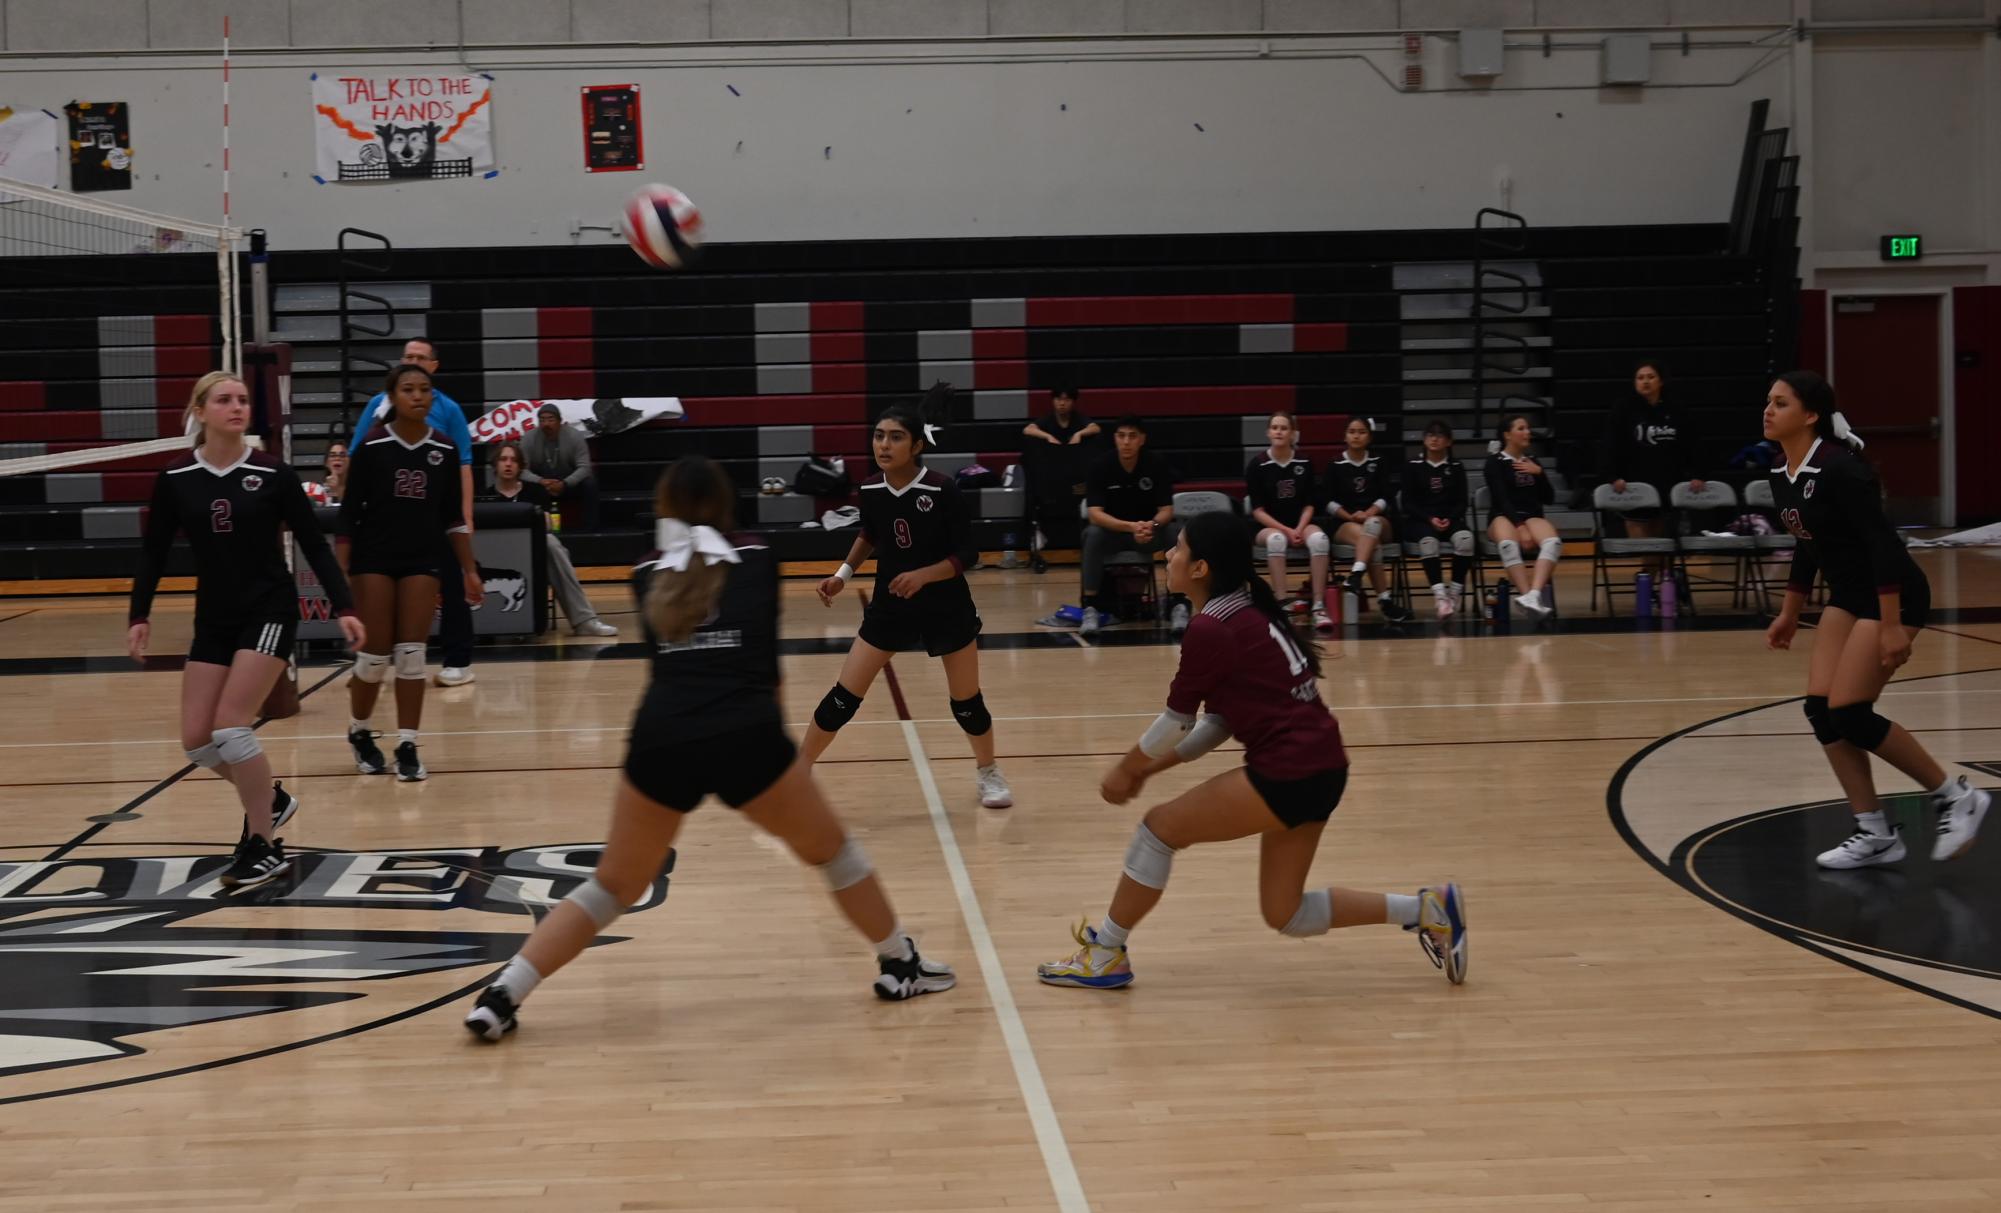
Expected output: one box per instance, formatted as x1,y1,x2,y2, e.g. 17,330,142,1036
1325,417,1413,622
1401,420,1476,621
1246,411,1333,634
1482,413,1561,618
464,457,955,1039
127,371,364,888
1761,371,1990,869
336,364,485,782
805,394,1014,809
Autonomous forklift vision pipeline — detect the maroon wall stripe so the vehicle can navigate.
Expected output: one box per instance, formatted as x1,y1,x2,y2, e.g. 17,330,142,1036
538,307,592,338
1295,323,1349,353
541,368,595,396
814,363,868,393
972,360,1027,390
811,301,865,331
0,382,46,411
153,315,212,346
811,331,866,363
971,328,1026,359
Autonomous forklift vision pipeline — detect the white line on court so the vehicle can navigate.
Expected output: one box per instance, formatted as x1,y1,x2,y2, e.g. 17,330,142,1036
897,718,1088,1213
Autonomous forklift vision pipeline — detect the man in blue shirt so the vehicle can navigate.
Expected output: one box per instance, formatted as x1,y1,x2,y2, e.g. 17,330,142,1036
351,337,480,686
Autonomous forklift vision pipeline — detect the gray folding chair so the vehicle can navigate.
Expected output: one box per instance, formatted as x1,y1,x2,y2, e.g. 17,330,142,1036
1589,482,1679,614
1742,478,1800,613
1670,481,1758,613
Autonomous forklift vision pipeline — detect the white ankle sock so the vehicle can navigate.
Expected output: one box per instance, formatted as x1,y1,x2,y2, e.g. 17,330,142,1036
349,718,369,733
1349,561,1367,574
872,927,914,961
1385,893,1420,927
398,729,418,746
1856,809,1889,836
1931,776,1965,801
496,955,542,1002
1094,916,1130,949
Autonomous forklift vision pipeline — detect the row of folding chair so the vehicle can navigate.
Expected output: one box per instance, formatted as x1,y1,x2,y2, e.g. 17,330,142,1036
1589,480,1798,616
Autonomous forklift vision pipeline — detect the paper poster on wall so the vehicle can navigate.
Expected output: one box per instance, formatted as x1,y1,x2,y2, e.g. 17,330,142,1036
0,107,62,189
582,85,643,173
311,72,496,184
64,102,132,192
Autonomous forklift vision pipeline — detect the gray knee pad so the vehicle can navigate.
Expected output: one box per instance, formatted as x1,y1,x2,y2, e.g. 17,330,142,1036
351,650,389,684
184,742,223,770
1265,530,1289,556
814,685,862,733
212,725,261,766
393,642,425,680
1803,695,1840,746
950,691,992,736
1452,531,1474,558
566,876,625,929
1417,536,1440,559
1280,888,1332,938
1497,539,1523,568
1538,537,1563,563
1831,700,1892,751
1361,517,1385,539
819,837,873,891
1121,822,1176,890
1305,530,1329,556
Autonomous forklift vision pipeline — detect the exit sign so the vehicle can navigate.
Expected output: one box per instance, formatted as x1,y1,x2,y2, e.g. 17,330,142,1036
1880,234,1922,260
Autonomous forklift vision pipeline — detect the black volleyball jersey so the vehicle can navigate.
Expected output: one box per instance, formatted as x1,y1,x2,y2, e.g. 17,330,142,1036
1483,452,1553,522
1770,439,1920,598
1401,457,1470,523
1325,454,1390,516
1245,451,1317,520
129,447,353,625
858,468,973,592
630,540,782,738
338,424,468,562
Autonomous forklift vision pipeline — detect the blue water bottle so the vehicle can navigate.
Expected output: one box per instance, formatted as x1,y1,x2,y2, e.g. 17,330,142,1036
1491,579,1510,632
1635,572,1653,620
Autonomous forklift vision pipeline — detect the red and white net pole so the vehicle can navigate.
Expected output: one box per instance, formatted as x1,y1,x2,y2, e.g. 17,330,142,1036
218,15,239,372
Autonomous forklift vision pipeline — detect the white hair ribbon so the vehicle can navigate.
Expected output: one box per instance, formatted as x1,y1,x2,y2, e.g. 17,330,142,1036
1830,410,1865,450
655,519,741,571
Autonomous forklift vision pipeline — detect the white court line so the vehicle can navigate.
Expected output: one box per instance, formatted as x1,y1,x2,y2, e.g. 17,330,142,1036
898,719,1088,1213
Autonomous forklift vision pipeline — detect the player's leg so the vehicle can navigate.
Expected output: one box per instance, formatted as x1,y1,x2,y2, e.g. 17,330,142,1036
1522,517,1562,595
1301,524,1332,629
1488,517,1533,595
798,636,895,764
346,573,395,774
1258,527,1289,599
1256,812,1466,984
939,638,1011,808
389,573,439,780
211,642,296,887
1806,608,1897,867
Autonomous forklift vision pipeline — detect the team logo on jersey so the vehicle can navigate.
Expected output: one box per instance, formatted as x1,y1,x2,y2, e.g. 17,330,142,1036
240,474,264,492
1803,480,1816,499
0,840,672,1102
427,449,445,466
1139,477,1154,491
915,494,934,513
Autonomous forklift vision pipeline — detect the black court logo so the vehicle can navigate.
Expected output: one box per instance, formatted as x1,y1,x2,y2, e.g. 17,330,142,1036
0,841,670,1103
915,494,934,512
240,474,263,492
427,449,445,466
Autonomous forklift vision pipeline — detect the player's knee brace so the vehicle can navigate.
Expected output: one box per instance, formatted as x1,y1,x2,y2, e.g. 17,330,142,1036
212,725,261,766
1417,536,1440,559
950,691,992,737
566,876,625,929
819,837,873,892
1497,539,1523,568
392,642,425,680
1280,888,1333,938
1361,517,1385,539
1803,695,1840,746
814,684,862,733
1452,531,1474,558
1538,537,1564,564
1830,700,1893,751
1306,530,1329,556
1265,530,1289,556
351,650,389,684
1121,822,1176,890
184,742,224,770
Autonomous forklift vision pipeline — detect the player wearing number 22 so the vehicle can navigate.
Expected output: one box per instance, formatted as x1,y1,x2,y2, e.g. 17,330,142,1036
1037,510,1467,990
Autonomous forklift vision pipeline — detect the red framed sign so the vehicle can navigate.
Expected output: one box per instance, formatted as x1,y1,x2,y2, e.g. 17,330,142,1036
582,84,642,173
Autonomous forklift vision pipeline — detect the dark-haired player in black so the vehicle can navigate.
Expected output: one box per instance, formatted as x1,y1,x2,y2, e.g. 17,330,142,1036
1483,414,1561,617
803,392,1014,809
128,371,364,888
464,456,954,1040
337,364,485,782
1401,420,1476,621
1325,417,1412,622
1761,371,1989,869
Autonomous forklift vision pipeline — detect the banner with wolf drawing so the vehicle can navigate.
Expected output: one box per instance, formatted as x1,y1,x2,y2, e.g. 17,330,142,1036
311,72,495,184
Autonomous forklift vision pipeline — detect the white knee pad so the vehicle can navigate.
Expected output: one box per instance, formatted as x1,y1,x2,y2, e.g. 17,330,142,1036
393,642,426,680
566,876,625,929
351,650,389,684
1361,517,1385,539
1265,530,1289,556
1281,888,1333,938
819,837,874,892
1452,531,1475,558
1416,536,1440,559
1497,539,1524,568
1305,530,1329,556
1121,822,1176,890
184,742,223,770
212,725,261,766
1538,537,1563,563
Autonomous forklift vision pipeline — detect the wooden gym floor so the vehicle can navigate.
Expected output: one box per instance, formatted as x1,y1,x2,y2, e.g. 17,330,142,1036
2,551,1999,1211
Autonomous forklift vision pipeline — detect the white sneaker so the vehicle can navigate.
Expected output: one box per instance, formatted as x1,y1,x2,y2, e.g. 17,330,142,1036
1312,606,1334,634
1514,589,1551,617
1433,584,1454,620
572,619,618,637
1931,778,1992,861
435,666,474,687
976,763,1013,809
1079,607,1102,637
1817,825,1906,869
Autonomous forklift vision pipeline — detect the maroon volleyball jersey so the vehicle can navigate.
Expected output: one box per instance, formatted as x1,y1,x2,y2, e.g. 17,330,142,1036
1165,587,1347,780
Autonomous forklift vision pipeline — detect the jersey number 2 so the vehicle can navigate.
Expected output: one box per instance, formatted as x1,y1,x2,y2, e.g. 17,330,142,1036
1266,622,1309,676
393,469,426,499
892,518,913,549
210,499,232,532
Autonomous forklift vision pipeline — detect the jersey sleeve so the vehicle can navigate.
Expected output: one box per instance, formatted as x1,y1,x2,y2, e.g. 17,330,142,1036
759,552,783,689
1835,461,1907,594
1244,458,1267,513
942,477,974,574
1369,459,1392,511
434,392,474,465
1165,615,1231,716
335,444,369,538
1297,461,1319,516
275,465,356,615
437,452,468,535
128,470,181,623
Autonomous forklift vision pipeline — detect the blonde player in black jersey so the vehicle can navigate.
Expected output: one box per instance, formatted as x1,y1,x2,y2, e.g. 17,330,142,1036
464,457,955,1039
1762,372,1990,868
128,371,364,888
802,393,1014,809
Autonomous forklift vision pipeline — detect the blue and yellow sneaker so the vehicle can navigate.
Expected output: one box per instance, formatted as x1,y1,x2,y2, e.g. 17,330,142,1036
1036,920,1134,989
1411,884,1468,985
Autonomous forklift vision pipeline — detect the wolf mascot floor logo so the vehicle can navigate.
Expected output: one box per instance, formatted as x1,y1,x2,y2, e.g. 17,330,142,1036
0,841,670,1102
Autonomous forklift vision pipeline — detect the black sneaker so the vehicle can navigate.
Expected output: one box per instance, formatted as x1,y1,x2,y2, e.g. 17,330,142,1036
463,985,518,1041
394,741,427,782
271,781,300,830
220,833,291,889
350,726,387,775
1340,569,1365,597
1031,553,1048,574
1380,598,1415,624
873,941,957,1001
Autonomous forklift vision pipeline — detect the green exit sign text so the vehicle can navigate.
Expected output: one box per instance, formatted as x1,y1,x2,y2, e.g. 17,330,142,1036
1880,234,1922,260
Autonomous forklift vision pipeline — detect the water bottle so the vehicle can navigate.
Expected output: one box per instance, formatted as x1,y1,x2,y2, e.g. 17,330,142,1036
547,506,562,534
1491,579,1510,632
1323,585,1342,625
1659,573,1677,619
1635,573,1653,619
1001,531,1020,570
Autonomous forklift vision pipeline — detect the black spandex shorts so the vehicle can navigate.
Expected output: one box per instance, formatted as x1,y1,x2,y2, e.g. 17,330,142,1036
859,582,982,658
623,720,797,813
188,615,296,667
1825,575,1931,630
1246,763,1350,829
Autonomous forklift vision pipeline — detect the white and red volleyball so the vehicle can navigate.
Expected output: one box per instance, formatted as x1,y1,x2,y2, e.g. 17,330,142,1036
621,184,704,270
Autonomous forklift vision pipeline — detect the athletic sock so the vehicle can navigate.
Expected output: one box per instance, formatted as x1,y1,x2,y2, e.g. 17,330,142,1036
398,729,418,746
1857,809,1890,836
494,955,542,1002
1349,560,1367,574
1385,893,1420,927
349,718,369,733
872,926,915,961
1094,916,1130,949
1930,776,1965,801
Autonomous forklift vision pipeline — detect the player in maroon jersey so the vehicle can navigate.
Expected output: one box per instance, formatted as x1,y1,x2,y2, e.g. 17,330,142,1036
1036,509,1466,989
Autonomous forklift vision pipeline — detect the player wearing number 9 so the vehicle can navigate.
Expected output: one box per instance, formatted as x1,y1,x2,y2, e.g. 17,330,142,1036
1036,509,1469,991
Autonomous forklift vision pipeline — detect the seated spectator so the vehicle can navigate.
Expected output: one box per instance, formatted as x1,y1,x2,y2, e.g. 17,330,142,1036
520,404,600,529
303,440,347,505
1245,411,1333,634
1024,386,1101,448
1484,414,1560,617
480,441,618,637
1021,386,1101,573
1080,416,1187,637
1600,360,1704,576
1325,417,1413,622
1400,420,1476,621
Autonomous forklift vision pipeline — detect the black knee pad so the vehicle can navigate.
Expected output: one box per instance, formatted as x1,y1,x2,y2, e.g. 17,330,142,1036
814,684,862,733
1829,700,1892,752
1803,695,1840,746
950,691,992,737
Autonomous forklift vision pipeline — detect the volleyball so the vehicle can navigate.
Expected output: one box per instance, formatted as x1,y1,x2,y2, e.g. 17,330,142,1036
621,183,704,270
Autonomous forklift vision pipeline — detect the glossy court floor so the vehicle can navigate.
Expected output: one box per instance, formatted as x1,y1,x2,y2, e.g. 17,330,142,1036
1,551,1999,1212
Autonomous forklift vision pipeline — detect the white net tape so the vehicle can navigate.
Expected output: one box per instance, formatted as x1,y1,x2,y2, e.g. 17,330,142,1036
0,434,263,479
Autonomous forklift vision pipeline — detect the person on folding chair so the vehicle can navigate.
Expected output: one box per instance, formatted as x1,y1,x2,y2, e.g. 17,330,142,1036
1600,360,1702,594
1245,411,1333,634
1079,416,1187,637
1400,420,1476,621
1325,417,1413,623
1484,414,1561,618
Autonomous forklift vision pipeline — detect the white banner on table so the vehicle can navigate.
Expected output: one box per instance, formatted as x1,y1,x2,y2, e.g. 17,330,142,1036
471,397,682,446
311,72,495,184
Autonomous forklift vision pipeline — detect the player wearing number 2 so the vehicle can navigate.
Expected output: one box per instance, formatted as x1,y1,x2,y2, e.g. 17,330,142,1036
1036,510,1466,990
803,389,1013,809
